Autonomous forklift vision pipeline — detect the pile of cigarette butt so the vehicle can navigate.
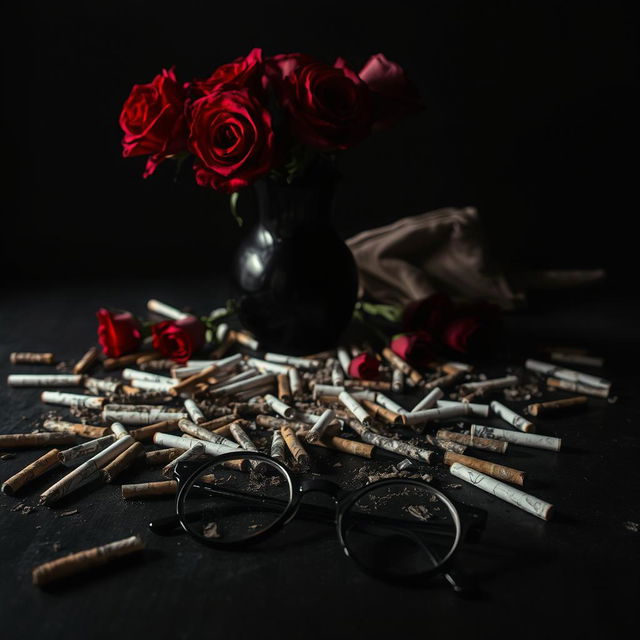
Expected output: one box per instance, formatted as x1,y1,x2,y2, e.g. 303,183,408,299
3,301,612,586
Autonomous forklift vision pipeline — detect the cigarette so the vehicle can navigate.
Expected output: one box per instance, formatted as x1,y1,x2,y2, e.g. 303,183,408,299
525,359,610,391
135,352,164,366
304,434,375,459
546,377,609,398
231,385,274,403
359,431,434,465
183,399,206,424
230,329,260,351
436,429,508,454
423,370,464,390
173,354,242,378
141,447,183,466
178,419,239,449
8,374,83,387
102,442,144,482
103,352,145,371
270,430,287,463
2,449,61,495
343,380,392,392
122,368,174,384
230,421,259,453
411,387,444,412
210,331,234,359
442,361,474,373
470,424,562,451
198,414,237,431
391,369,404,393
359,399,403,425
0,432,76,449
331,362,344,386
153,432,237,457
42,419,108,439
139,359,175,371
147,299,190,320
280,426,309,470
122,481,177,499
161,443,205,479
337,348,352,376
374,393,407,415
527,396,587,416
264,393,295,419
84,378,122,395
277,373,292,402
40,436,134,505
437,400,490,418
338,391,372,426
401,404,470,425
169,365,218,394
102,406,187,425
255,415,315,433
10,352,56,365
264,353,320,370
305,410,336,443
288,368,302,396
461,375,519,393
57,435,117,466
382,348,423,385
129,378,176,393
450,462,552,520
209,373,276,397
245,358,291,376
549,352,604,368
41,391,105,410
110,422,129,439
73,347,100,375
395,458,416,471
443,452,525,486
128,420,179,441
490,401,535,432
32,535,145,586
423,434,466,454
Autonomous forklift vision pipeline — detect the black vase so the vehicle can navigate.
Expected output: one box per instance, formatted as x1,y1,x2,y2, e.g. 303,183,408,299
232,175,358,355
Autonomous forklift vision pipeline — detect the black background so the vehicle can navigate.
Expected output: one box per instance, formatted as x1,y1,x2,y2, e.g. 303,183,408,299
2,0,638,285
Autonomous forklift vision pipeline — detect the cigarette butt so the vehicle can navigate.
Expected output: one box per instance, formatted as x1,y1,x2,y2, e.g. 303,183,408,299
527,396,588,416
270,430,287,463
490,401,535,433
136,352,163,366
277,373,292,403
305,410,336,443
423,371,464,390
57,435,116,466
73,347,100,375
359,399,403,425
169,364,218,395
444,452,525,486
41,392,105,410
141,448,183,466
546,378,609,398
198,414,236,432
184,399,207,424
381,348,423,385
470,425,562,452
359,431,434,465
122,481,177,499
209,332,234,359
2,449,61,495
32,535,145,586
102,442,144,482
162,443,205,479
8,374,84,387
103,352,145,371
338,391,372,426
280,426,309,470
42,419,108,439
391,369,404,393
128,421,179,441
343,380,392,392
0,432,76,449
147,299,189,320
411,387,444,413
305,434,374,459
10,352,56,365
436,429,508,454
264,393,295,419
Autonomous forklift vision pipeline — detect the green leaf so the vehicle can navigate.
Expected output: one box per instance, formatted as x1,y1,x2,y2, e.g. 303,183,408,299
230,192,243,227
358,302,403,324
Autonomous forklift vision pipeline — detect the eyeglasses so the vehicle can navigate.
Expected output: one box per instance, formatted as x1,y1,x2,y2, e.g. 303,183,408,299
149,451,486,593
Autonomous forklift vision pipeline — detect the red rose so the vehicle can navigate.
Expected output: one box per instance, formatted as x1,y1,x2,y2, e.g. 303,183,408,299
442,303,502,354
151,316,206,364
192,48,264,96
264,52,316,84
188,88,275,193
119,67,188,178
358,53,422,131
280,58,372,151
96,309,142,358
390,331,437,369
348,353,380,380
402,293,453,334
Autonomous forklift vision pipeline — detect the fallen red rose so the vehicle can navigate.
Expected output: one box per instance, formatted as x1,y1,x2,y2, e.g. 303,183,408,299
96,309,142,358
348,353,380,380
402,293,454,334
151,316,206,364
390,331,437,369
442,303,502,355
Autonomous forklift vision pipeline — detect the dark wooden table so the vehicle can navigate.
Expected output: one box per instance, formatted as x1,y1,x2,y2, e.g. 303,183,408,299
1,279,638,639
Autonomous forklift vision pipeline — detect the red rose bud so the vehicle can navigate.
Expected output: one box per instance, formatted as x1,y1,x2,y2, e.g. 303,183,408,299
442,303,502,355
280,58,372,151
188,88,275,193
191,48,264,96
96,309,142,358
151,316,206,364
402,293,454,334
390,331,436,369
119,67,188,178
348,353,380,380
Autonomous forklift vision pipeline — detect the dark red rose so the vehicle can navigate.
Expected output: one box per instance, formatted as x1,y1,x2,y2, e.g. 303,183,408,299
390,331,437,369
358,53,422,131
191,48,264,96
119,67,188,178
442,303,502,354
263,52,316,84
96,309,142,358
280,58,372,151
151,316,206,364
348,353,380,380
188,88,275,193
402,293,454,334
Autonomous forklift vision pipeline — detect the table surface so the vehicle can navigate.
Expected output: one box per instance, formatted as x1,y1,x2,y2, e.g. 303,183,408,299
1,278,638,640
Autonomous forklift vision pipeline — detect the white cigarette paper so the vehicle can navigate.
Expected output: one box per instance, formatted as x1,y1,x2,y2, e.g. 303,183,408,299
411,387,444,412
122,368,174,384
337,348,351,376
288,368,302,396
264,393,295,418
129,378,176,393
110,422,129,438
41,391,105,410
391,369,404,393
338,391,371,426
437,400,490,418
331,362,344,386
450,462,553,520
153,432,237,457
8,374,83,387
462,375,519,392
102,405,187,425
178,419,239,449
306,409,336,443
209,373,275,396
270,430,287,463
264,353,320,370
147,299,190,320
246,357,291,375
402,405,469,425
525,359,610,390
229,423,259,452
374,393,407,415
184,399,206,424
162,443,205,478
84,378,121,395
490,401,535,433
58,435,117,466
471,424,561,451
547,377,609,398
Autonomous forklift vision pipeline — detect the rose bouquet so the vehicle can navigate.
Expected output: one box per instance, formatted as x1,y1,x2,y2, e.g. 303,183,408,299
119,49,421,210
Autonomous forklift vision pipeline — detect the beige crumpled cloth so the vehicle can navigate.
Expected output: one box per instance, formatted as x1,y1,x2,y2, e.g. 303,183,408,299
346,206,524,310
